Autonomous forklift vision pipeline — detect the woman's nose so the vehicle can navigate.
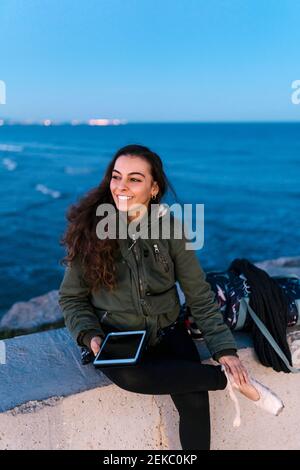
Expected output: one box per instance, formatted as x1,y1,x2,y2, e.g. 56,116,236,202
117,178,129,188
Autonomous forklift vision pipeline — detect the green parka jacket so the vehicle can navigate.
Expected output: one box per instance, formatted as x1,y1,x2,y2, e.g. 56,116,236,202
58,204,237,359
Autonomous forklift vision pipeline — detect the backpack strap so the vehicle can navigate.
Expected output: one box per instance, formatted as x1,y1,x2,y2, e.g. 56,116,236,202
235,297,248,330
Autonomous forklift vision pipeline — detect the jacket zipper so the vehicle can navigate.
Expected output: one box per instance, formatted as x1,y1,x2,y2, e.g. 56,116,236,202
153,244,170,273
129,234,145,299
133,246,145,298
153,243,160,262
128,233,137,251
101,311,109,323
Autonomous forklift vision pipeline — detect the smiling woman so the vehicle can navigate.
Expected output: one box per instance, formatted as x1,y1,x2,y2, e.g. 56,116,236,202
110,155,159,222
59,144,175,292
58,144,277,451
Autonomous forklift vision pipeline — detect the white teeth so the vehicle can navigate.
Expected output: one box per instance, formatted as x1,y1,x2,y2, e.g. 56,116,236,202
117,195,133,200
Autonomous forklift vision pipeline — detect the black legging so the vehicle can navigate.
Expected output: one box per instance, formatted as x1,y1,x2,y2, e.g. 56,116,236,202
98,321,227,450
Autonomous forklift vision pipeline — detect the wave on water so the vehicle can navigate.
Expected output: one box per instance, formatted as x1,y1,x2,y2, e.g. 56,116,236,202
214,149,253,156
258,256,300,268
64,166,93,175
255,256,300,277
2,158,17,171
0,143,23,152
1,197,69,217
35,184,61,199
22,142,80,152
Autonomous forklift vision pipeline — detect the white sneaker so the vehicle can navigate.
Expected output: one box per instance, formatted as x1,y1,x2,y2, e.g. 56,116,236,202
221,365,284,427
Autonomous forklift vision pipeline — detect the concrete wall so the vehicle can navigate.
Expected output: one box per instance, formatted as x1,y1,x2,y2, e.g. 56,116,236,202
0,327,299,450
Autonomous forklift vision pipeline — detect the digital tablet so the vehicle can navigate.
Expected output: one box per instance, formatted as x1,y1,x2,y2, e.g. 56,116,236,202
93,330,147,367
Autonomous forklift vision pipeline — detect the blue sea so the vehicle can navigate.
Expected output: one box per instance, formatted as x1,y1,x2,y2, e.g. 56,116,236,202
0,123,299,319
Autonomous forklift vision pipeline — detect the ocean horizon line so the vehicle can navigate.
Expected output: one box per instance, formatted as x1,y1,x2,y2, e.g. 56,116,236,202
1,120,300,127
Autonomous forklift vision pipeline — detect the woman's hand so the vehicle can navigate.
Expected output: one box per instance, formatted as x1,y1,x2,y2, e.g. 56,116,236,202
218,355,250,386
90,336,103,356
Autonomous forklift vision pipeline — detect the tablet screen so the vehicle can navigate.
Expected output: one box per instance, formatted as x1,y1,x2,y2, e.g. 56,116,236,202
93,331,146,366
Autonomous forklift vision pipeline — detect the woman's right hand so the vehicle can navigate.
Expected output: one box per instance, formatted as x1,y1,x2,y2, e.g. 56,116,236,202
90,336,103,356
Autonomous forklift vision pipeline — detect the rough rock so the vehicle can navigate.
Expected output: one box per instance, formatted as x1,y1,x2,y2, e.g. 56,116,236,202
0,290,63,338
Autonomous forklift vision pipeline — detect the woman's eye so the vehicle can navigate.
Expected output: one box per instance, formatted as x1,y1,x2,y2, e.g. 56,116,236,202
111,175,141,182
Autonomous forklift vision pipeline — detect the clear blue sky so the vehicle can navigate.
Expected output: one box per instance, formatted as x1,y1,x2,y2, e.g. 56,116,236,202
1,0,300,122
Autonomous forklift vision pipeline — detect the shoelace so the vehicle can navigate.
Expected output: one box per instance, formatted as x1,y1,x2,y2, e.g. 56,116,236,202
221,365,241,427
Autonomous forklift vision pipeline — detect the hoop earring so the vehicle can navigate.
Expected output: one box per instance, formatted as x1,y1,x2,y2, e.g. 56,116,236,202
151,194,157,201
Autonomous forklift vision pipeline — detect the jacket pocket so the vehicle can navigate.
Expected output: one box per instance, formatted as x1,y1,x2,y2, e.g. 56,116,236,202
152,243,170,273
151,242,175,278
144,241,175,292
147,286,180,315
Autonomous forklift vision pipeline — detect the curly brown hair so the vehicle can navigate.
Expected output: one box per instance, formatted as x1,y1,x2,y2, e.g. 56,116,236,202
59,144,177,292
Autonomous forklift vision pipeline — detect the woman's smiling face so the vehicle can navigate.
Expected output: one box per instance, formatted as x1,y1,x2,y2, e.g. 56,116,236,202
110,155,159,220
